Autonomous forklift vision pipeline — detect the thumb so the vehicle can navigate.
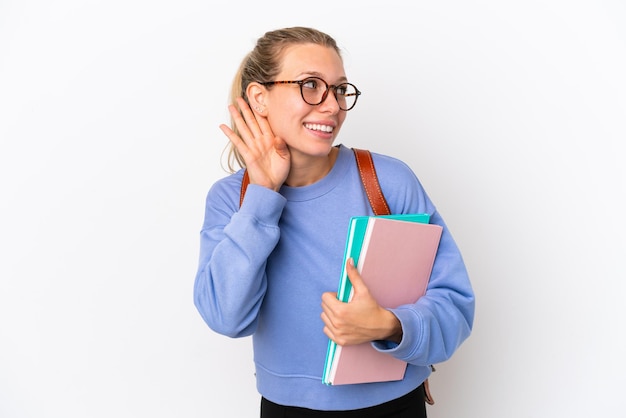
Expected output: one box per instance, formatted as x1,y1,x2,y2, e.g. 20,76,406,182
346,258,366,294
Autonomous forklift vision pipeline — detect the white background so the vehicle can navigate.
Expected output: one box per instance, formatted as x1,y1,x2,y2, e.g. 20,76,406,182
1,1,625,417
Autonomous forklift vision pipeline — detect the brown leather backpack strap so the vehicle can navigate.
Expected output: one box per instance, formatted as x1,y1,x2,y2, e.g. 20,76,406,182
239,170,250,207
239,150,435,404
423,376,435,405
352,148,391,216
240,149,391,215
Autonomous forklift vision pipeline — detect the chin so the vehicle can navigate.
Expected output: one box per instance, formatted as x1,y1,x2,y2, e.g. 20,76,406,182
289,143,334,160
310,141,336,156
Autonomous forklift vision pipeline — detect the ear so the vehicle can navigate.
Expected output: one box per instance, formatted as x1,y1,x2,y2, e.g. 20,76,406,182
246,82,267,116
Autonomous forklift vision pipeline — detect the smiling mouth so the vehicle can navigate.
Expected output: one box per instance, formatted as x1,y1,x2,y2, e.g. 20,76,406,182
304,123,334,133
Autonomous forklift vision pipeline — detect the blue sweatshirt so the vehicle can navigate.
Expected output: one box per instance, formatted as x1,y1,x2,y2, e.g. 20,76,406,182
194,144,474,411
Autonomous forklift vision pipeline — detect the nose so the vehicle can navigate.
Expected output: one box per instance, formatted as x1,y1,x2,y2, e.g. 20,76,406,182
318,87,341,112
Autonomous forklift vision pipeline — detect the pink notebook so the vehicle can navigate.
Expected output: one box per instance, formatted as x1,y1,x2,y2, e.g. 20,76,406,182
328,217,443,385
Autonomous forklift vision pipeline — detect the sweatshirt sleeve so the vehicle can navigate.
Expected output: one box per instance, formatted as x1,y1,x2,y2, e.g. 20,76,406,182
193,181,286,338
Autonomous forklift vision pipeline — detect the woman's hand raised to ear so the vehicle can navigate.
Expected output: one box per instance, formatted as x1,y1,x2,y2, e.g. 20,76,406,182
219,97,291,192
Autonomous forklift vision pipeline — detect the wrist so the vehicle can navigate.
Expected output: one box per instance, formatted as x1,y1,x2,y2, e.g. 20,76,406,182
380,309,403,343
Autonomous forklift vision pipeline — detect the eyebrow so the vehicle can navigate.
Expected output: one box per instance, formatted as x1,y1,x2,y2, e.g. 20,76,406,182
296,71,348,83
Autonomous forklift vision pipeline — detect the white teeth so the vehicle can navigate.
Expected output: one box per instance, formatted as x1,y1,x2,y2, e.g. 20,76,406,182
305,123,333,133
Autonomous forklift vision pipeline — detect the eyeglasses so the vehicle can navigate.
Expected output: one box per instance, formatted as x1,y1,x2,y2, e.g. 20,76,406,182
260,77,361,111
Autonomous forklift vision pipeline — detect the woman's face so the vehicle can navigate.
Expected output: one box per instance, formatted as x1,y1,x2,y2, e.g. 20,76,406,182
264,43,349,161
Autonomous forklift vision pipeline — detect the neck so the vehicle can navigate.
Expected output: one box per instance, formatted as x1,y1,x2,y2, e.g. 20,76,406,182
285,146,339,187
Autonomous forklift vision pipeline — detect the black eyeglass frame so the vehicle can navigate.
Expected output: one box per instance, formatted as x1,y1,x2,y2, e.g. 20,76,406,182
259,77,361,111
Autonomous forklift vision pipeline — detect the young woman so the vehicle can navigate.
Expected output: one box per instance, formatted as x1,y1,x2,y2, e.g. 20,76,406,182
194,26,475,417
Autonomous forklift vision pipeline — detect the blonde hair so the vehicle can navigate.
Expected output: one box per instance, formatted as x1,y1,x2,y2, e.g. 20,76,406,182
224,27,341,172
